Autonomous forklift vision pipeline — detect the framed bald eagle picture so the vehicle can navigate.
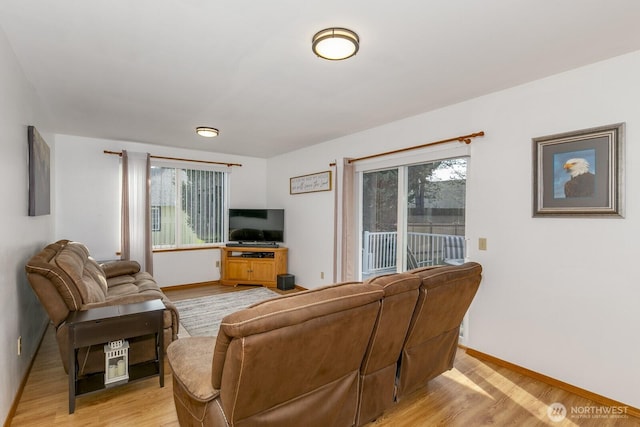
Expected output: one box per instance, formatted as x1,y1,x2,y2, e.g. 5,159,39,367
532,123,624,217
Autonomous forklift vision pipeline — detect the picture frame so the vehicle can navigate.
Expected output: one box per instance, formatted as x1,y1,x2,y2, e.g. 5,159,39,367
290,170,332,195
532,123,624,217
28,125,51,216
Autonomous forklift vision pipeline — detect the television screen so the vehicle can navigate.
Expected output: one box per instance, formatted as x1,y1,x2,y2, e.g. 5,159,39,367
228,209,284,242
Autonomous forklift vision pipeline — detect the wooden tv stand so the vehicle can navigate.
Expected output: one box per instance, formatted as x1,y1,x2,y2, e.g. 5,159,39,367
220,246,288,288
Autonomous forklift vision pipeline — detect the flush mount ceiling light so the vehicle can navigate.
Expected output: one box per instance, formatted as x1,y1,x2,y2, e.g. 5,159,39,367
312,27,359,60
195,127,219,138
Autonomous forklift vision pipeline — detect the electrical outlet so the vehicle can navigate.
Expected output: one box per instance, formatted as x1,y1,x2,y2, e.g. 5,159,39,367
215,260,220,268
320,272,324,279
17,336,22,356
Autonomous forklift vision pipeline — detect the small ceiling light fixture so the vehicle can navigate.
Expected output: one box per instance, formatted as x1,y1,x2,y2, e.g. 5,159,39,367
312,27,359,60
195,126,219,138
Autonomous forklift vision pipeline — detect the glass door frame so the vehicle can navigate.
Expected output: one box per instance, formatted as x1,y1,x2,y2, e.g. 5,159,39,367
353,144,472,344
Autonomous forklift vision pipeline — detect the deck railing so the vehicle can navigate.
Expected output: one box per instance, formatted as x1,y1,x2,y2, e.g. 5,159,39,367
362,231,465,275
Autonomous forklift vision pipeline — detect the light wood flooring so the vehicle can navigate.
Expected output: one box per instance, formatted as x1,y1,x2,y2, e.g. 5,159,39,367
9,284,639,426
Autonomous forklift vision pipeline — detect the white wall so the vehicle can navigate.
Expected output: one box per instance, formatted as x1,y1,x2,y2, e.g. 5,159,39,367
54,134,267,286
267,51,640,408
0,28,53,423
266,142,337,287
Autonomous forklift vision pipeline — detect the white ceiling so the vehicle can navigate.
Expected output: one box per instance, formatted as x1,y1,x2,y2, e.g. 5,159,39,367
2,1,640,158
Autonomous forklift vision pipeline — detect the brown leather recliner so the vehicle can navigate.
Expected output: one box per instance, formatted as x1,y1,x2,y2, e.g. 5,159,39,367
25,240,179,376
356,272,422,426
396,262,482,400
167,282,384,427
168,263,483,426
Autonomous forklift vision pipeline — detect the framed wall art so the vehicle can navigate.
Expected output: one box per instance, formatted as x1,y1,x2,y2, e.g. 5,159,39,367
28,125,51,216
290,171,332,195
532,123,624,217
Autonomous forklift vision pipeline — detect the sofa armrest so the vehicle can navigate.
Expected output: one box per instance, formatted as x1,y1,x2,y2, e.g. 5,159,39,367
101,260,141,278
167,337,219,402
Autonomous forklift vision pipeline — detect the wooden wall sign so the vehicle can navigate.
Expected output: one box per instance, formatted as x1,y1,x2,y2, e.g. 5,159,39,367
290,171,332,194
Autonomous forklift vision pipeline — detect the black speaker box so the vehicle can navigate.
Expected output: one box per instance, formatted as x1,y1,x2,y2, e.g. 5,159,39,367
277,274,295,291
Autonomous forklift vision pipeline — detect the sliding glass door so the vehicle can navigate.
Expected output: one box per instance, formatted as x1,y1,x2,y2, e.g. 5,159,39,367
360,158,467,279
361,169,398,280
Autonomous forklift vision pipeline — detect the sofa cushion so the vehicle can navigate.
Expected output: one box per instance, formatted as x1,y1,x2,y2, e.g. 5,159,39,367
361,272,421,373
25,242,83,313
105,287,165,303
106,272,164,297
209,282,384,426
357,272,421,425
397,262,482,399
219,282,382,338
54,242,107,304
407,263,482,340
167,337,218,401
211,282,381,387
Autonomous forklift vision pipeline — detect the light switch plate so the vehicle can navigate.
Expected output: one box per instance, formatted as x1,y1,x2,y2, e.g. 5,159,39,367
479,238,487,251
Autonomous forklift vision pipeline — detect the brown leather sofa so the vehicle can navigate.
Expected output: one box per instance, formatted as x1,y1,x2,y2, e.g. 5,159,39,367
167,262,482,427
25,240,179,376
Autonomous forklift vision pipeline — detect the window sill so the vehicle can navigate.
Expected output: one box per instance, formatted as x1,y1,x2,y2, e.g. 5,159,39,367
152,246,224,253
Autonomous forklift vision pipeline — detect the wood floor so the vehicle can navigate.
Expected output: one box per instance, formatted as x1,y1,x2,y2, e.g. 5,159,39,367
9,284,639,426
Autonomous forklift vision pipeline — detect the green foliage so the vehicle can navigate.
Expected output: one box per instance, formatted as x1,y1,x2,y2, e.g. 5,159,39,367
407,159,467,210
363,169,398,232
363,159,467,233
181,170,223,243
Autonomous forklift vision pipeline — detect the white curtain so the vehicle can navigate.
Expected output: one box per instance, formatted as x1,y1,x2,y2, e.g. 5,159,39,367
121,150,153,274
334,158,356,282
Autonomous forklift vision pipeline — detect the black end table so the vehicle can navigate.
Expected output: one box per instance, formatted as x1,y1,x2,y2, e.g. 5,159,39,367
66,299,165,413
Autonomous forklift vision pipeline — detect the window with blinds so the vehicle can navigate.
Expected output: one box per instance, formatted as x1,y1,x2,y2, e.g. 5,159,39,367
150,165,227,249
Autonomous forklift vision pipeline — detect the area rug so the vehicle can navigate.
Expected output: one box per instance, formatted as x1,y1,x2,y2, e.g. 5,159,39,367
174,287,280,337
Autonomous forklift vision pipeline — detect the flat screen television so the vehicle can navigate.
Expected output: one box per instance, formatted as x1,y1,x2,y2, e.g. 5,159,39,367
228,209,285,243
